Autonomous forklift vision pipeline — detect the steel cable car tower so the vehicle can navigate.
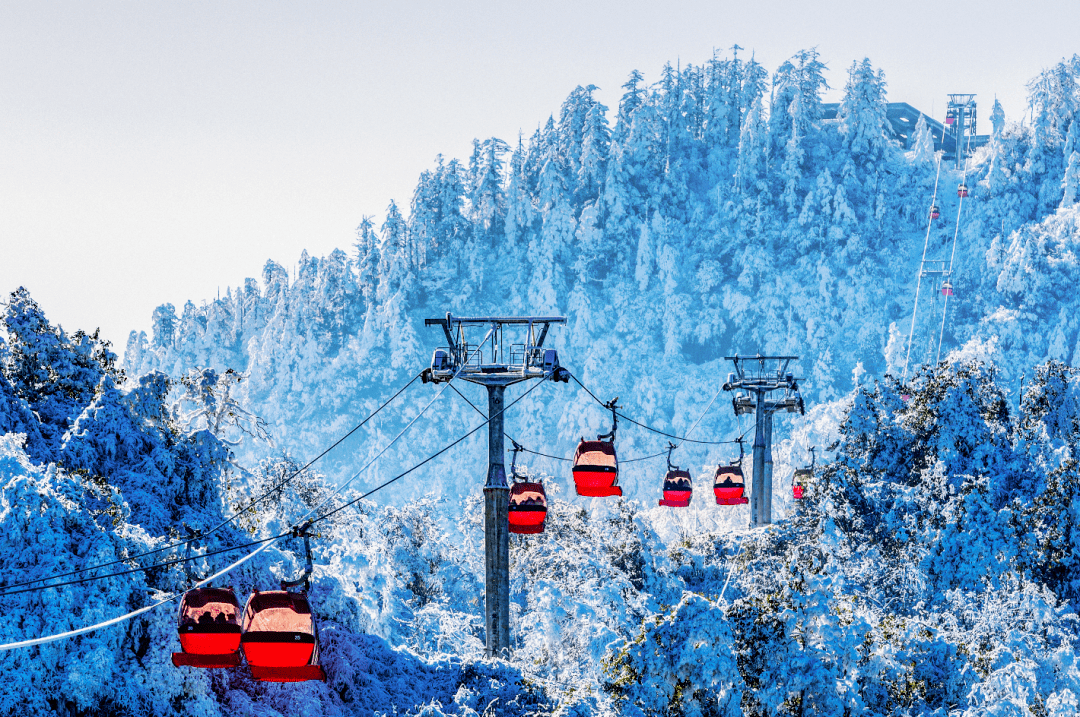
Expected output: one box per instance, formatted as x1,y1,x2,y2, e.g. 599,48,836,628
422,314,568,658
722,355,804,527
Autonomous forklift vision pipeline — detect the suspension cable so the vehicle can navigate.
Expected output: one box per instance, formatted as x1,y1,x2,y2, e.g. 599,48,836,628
903,154,943,381
719,532,748,601
672,385,724,450
937,130,974,363
292,328,494,525
0,539,277,652
3,339,496,601
0,358,531,649
0,534,280,598
0,370,424,595
620,451,669,464
3,361,496,602
312,373,552,525
447,382,735,466
569,374,731,445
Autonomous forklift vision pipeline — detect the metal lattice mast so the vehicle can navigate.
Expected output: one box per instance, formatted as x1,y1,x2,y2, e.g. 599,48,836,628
422,314,568,658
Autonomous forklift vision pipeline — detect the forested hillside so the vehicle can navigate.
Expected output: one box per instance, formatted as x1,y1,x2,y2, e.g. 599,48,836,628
122,51,1080,505
3,47,1080,716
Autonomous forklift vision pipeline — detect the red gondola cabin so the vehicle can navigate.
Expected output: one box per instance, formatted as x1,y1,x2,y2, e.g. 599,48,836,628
240,591,326,682
172,587,243,668
573,440,622,497
508,481,548,534
942,280,954,297
957,184,969,198
658,468,693,507
930,204,940,220
792,468,812,500
714,464,749,505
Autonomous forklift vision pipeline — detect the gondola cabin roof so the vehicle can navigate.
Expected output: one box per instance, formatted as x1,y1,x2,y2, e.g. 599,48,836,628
180,588,241,625
243,591,315,634
663,469,692,489
714,465,745,484
510,481,547,507
574,440,617,462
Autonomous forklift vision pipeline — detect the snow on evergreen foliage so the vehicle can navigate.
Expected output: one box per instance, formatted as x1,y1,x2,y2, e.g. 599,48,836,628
4,49,1080,716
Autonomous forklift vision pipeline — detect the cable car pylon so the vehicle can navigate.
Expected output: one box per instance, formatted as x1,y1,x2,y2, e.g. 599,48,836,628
422,313,568,659
722,356,804,528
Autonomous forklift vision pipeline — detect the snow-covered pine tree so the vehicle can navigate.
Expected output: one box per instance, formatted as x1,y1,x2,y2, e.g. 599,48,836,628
837,58,890,164
908,113,935,162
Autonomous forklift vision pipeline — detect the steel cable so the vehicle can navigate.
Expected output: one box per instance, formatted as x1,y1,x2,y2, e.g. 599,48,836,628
0,371,424,595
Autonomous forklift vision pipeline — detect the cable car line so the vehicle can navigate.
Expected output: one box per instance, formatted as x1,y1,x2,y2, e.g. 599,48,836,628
445,383,553,458
0,534,282,598
290,328,495,525
902,156,943,382
0,538,277,653
670,385,725,450
0,370,425,596
569,375,730,445
3,338,495,604
311,373,553,526
7,375,757,600
719,532,748,601
936,131,974,363
0,354,543,652
2,361,531,602
620,451,669,464
446,382,736,467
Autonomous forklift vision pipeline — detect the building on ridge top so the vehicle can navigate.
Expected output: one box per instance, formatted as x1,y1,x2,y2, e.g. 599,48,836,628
821,99,989,166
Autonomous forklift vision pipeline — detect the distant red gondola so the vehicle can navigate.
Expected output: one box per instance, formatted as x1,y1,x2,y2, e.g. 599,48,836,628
659,471,692,507
573,399,622,498
792,447,816,501
509,481,548,532
792,470,810,500
508,442,548,533
957,184,969,198
658,443,692,507
714,439,748,506
930,204,940,220
172,587,242,668
942,280,954,297
573,441,621,497
714,464,749,505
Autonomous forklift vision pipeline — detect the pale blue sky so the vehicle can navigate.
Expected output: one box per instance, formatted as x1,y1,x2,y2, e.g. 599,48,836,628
2,0,1077,349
